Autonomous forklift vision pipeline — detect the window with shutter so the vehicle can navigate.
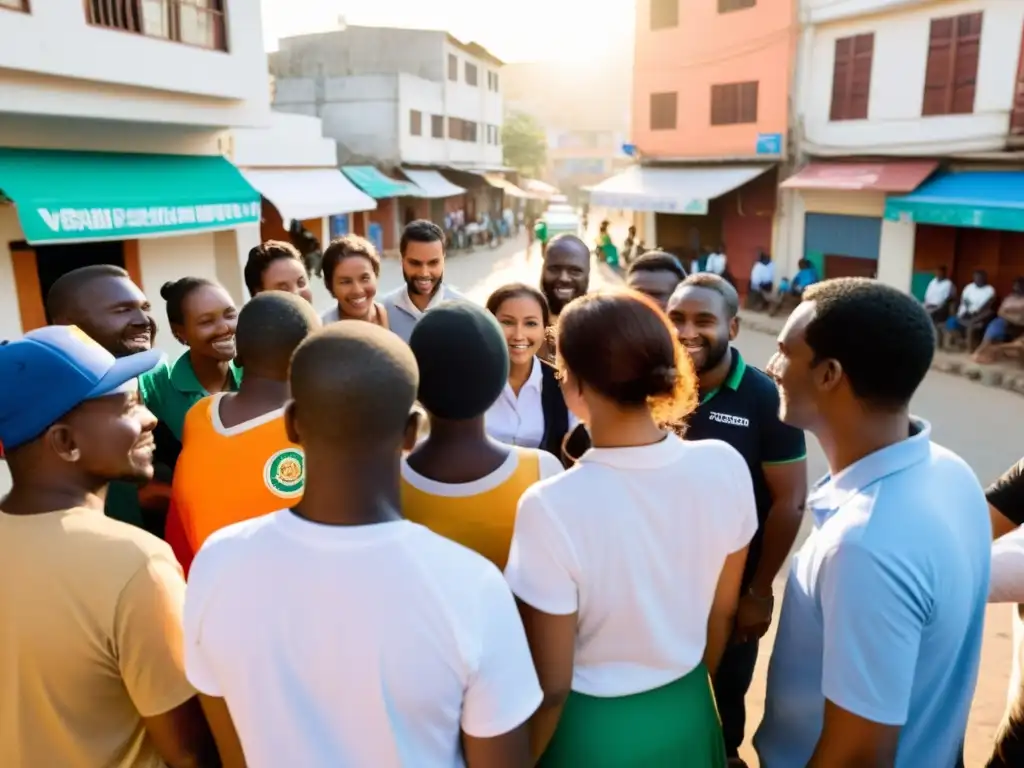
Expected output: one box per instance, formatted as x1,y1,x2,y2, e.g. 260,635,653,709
650,0,678,30
1012,25,1024,135
709,82,758,125
718,0,755,13
922,12,982,116
830,33,874,121
650,92,678,131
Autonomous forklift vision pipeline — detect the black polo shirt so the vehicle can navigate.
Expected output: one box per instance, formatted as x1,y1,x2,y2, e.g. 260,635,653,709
684,350,807,586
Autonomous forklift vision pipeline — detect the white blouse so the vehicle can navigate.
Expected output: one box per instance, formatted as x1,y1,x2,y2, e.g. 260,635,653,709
485,357,545,449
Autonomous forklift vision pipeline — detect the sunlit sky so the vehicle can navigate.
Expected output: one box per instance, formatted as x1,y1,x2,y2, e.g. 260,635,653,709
260,0,634,62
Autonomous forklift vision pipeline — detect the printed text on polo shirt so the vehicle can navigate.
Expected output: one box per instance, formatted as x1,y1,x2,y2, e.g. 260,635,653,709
708,412,750,428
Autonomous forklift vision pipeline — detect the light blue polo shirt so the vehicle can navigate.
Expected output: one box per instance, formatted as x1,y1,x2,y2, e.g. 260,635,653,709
755,419,990,767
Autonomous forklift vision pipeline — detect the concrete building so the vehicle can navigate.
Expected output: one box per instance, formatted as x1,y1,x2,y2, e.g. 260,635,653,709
0,0,271,353
269,25,504,249
780,0,1024,298
502,56,633,201
588,0,797,292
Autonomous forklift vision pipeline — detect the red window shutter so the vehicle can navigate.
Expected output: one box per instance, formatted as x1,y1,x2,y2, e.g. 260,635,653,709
1013,25,1024,134
739,81,758,123
951,12,982,114
830,37,852,120
922,18,954,116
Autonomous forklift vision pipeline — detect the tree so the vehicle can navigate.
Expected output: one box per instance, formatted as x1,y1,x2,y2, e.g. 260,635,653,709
502,111,547,177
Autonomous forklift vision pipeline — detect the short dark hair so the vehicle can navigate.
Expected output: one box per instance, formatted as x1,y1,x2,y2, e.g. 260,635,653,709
400,219,445,256
244,241,306,297
485,283,551,328
235,291,321,378
558,291,697,424
627,250,686,281
160,277,216,326
409,301,509,421
802,278,935,409
677,273,740,318
46,265,130,321
289,322,418,444
321,235,381,287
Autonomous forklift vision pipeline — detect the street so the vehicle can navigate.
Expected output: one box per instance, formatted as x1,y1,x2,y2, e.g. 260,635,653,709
353,234,1024,766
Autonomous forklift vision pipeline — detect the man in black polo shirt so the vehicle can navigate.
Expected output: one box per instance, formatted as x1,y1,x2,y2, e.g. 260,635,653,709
987,458,1024,767
667,273,807,766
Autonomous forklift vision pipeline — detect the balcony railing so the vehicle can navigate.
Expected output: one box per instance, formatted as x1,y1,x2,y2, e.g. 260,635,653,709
86,0,227,52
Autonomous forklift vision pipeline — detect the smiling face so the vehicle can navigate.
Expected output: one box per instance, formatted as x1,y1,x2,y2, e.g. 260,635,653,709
402,239,445,299
495,294,547,366
261,256,313,304
70,276,156,358
665,285,735,375
542,240,591,316
331,255,379,319
175,284,238,361
49,386,158,484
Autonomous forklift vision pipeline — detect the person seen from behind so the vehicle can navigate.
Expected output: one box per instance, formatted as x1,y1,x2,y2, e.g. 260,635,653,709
505,290,757,766
755,278,990,767
165,292,321,575
485,284,579,463
666,274,807,765
320,234,389,329
243,240,314,303
0,326,215,767
379,219,466,344
625,250,687,311
403,300,563,569
184,323,541,767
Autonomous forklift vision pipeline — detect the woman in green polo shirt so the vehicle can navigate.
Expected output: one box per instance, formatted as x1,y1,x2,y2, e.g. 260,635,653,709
138,277,241,510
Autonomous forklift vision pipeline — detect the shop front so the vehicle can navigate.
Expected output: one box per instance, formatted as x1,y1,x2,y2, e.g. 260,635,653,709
398,169,467,228
886,170,1024,301
586,164,776,293
778,161,937,291
0,147,260,350
341,166,424,253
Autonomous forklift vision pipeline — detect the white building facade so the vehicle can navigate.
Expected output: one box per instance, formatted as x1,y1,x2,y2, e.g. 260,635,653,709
0,0,272,351
779,0,1024,298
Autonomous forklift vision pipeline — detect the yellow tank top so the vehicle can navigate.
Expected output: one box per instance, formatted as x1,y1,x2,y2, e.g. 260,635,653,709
401,448,541,570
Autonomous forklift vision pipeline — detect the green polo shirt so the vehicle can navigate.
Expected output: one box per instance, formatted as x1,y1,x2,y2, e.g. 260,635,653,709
139,353,242,441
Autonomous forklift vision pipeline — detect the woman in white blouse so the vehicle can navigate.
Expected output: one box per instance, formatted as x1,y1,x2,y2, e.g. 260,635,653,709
504,290,757,766
485,284,581,464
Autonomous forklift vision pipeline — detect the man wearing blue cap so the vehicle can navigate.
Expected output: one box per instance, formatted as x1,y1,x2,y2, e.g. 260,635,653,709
0,326,215,767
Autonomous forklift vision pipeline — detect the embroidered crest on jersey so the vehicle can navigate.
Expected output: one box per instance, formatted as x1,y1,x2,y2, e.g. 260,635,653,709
263,448,305,498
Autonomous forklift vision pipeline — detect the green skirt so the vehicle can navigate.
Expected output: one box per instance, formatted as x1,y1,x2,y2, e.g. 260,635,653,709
539,663,726,768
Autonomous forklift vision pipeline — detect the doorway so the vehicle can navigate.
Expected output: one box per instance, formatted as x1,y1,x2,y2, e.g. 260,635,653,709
35,241,126,323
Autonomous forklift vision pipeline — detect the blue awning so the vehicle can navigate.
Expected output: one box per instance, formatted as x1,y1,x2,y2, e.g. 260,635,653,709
884,171,1024,232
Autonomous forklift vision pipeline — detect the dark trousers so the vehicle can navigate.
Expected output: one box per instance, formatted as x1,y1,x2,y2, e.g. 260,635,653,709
712,639,759,757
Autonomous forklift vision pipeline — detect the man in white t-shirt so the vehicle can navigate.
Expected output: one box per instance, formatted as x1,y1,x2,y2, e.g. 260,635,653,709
922,265,955,325
706,246,728,277
183,323,542,768
944,269,997,350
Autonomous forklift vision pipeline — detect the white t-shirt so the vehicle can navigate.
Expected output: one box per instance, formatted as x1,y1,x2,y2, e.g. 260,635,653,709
960,283,995,315
504,433,757,697
706,252,727,275
750,261,774,288
923,277,953,308
184,513,542,768
485,358,545,449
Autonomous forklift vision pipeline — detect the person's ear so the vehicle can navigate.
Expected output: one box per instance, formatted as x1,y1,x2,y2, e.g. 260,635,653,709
817,359,844,393
728,315,740,342
403,408,423,452
170,322,186,347
46,423,80,463
284,400,300,444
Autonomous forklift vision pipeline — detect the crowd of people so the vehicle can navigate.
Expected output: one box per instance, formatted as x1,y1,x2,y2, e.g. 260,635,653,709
1,220,1023,768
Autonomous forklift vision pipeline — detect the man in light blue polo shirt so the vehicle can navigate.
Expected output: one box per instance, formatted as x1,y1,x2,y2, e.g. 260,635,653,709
757,278,990,767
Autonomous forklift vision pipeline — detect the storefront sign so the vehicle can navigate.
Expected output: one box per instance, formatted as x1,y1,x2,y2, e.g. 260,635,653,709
756,133,783,155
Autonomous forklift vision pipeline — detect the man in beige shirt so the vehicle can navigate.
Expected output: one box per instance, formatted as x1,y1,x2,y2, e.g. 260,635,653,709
0,325,215,767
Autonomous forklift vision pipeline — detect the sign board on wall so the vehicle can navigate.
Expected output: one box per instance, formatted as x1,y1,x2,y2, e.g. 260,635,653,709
756,133,783,156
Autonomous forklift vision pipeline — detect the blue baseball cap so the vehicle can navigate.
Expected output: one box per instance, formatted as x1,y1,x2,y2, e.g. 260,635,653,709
0,325,163,451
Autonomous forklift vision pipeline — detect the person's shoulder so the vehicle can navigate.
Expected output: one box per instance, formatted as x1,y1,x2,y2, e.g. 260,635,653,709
680,436,748,471
65,510,180,576
529,448,565,480
442,285,467,301
137,354,172,397
406,522,508,585
189,513,280,580
379,285,406,307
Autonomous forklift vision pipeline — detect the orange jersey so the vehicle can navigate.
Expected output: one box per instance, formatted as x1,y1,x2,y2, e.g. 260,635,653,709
167,394,304,576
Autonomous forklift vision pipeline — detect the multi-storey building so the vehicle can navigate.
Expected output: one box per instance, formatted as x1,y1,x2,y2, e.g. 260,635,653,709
781,0,1024,298
269,26,506,249
502,58,633,202
0,0,272,349
590,0,797,290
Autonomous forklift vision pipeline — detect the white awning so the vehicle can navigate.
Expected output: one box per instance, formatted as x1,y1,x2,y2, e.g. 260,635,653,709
400,169,466,199
585,165,772,215
241,168,376,220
